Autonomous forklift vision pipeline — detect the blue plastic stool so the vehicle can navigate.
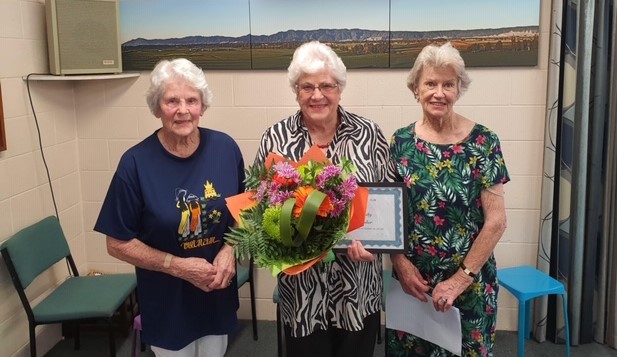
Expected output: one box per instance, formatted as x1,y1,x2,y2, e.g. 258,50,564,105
498,265,571,357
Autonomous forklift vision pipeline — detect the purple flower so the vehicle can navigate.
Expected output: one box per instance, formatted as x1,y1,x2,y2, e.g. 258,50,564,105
268,182,295,206
273,161,302,185
328,196,347,217
338,176,358,203
256,181,269,202
316,165,343,189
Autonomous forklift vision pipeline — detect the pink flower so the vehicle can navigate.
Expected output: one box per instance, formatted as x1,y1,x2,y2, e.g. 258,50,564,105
480,345,489,357
486,284,494,294
471,329,483,341
404,175,412,188
428,246,438,256
433,216,445,226
415,141,430,154
452,144,463,154
443,151,451,158
414,214,423,224
401,157,408,166
476,135,486,145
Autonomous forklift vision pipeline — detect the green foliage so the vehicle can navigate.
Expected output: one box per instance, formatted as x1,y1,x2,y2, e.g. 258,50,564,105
244,163,272,190
226,156,358,273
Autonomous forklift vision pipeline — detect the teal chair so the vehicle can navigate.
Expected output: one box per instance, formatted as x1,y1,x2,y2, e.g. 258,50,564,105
1,216,137,357
236,258,258,340
498,265,571,357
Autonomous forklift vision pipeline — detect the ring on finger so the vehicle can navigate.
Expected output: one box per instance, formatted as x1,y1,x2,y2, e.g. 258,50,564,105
440,297,447,304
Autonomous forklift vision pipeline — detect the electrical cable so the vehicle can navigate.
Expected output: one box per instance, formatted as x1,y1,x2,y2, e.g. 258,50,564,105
25,73,70,275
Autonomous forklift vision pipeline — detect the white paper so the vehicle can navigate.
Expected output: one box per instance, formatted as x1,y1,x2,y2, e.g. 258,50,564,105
385,279,462,356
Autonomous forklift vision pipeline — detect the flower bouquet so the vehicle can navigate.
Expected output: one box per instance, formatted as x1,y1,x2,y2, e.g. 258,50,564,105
225,146,368,276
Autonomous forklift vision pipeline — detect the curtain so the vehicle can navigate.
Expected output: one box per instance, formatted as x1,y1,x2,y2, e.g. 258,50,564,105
535,0,566,343
536,0,616,347
605,1,617,349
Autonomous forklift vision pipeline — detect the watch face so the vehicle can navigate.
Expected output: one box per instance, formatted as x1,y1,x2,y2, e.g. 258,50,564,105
461,263,476,278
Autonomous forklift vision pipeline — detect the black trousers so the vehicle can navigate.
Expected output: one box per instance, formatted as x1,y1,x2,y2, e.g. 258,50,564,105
284,311,380,357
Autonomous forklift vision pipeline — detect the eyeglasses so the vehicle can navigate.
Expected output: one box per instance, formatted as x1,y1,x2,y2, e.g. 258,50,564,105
295,82,339,95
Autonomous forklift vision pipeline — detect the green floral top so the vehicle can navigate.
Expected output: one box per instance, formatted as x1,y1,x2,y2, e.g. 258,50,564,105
388,122,510,356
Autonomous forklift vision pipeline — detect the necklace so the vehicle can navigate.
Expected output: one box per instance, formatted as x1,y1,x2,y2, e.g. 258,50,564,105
316,142,331,149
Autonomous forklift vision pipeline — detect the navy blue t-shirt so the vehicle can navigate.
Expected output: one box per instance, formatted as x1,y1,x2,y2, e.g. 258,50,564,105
94,127,245,350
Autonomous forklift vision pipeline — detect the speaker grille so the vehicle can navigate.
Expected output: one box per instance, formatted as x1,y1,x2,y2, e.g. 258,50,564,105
48,0,122,74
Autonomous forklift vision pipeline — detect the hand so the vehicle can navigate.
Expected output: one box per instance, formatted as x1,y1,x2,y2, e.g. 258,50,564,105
391,254,430,301
208,244,236,290
431,273,470,312
178,257,218,292
346,240,376,262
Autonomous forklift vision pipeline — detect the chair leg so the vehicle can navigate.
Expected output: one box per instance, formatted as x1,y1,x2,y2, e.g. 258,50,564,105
250,279,258,340
517,301,526,357
561,293,571,357
376,310,382,344
524,300,532,339
276,304,282,357
29,324,36,357
385,328,389,356
74,322,81,350
140,332,146,352
131,327,137,357
108,319,116,357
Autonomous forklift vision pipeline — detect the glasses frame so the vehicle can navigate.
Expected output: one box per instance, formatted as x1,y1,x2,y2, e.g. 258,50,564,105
294,82,339,95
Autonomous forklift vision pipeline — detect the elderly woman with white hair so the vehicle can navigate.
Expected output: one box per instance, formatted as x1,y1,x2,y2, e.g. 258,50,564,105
387,42,509,356
254,41,397,357
95,58,245,357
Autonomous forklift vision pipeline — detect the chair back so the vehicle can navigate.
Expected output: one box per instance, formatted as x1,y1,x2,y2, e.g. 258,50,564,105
1,216,71,288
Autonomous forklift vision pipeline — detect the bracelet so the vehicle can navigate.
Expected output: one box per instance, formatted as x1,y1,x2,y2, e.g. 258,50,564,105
460,262,476,278
163,253,172,268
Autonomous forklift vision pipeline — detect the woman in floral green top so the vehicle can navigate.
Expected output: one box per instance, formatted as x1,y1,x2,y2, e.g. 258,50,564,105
387,42,509,357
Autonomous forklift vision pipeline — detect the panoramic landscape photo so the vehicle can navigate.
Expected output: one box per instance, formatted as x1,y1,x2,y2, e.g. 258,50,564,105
119,0,540,70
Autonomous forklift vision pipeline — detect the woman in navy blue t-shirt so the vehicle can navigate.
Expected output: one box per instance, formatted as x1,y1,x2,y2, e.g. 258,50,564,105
95,58,245,356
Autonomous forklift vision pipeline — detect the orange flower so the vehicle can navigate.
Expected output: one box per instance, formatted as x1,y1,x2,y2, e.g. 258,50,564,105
272,173,295,187
293,186,333,218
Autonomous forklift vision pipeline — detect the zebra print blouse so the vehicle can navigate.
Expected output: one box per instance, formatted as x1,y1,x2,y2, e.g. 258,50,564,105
254,106,397,337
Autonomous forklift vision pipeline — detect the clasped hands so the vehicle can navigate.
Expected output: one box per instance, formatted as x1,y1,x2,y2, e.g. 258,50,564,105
181,244,236,292
392,255,469,312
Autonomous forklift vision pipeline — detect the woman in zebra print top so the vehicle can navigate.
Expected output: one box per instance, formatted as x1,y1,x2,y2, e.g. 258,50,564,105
254,41,397,357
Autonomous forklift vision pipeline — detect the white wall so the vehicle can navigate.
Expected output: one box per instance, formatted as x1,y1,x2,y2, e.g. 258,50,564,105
0,0,551,355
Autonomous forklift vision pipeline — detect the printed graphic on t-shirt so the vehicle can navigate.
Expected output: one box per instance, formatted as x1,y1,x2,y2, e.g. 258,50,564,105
174,181,221,250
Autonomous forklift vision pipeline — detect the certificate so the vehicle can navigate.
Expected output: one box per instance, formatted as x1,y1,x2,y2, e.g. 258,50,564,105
333,182,409,253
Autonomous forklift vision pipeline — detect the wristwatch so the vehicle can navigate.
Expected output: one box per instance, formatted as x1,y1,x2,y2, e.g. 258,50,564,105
460,262,477,278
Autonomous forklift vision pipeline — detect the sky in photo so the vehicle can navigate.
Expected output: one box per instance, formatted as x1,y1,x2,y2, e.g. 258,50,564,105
120,0,540,42
391,0,540,31
120,0,250,42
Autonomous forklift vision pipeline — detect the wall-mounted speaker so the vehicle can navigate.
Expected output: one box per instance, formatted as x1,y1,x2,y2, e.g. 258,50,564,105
45,0,122,75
